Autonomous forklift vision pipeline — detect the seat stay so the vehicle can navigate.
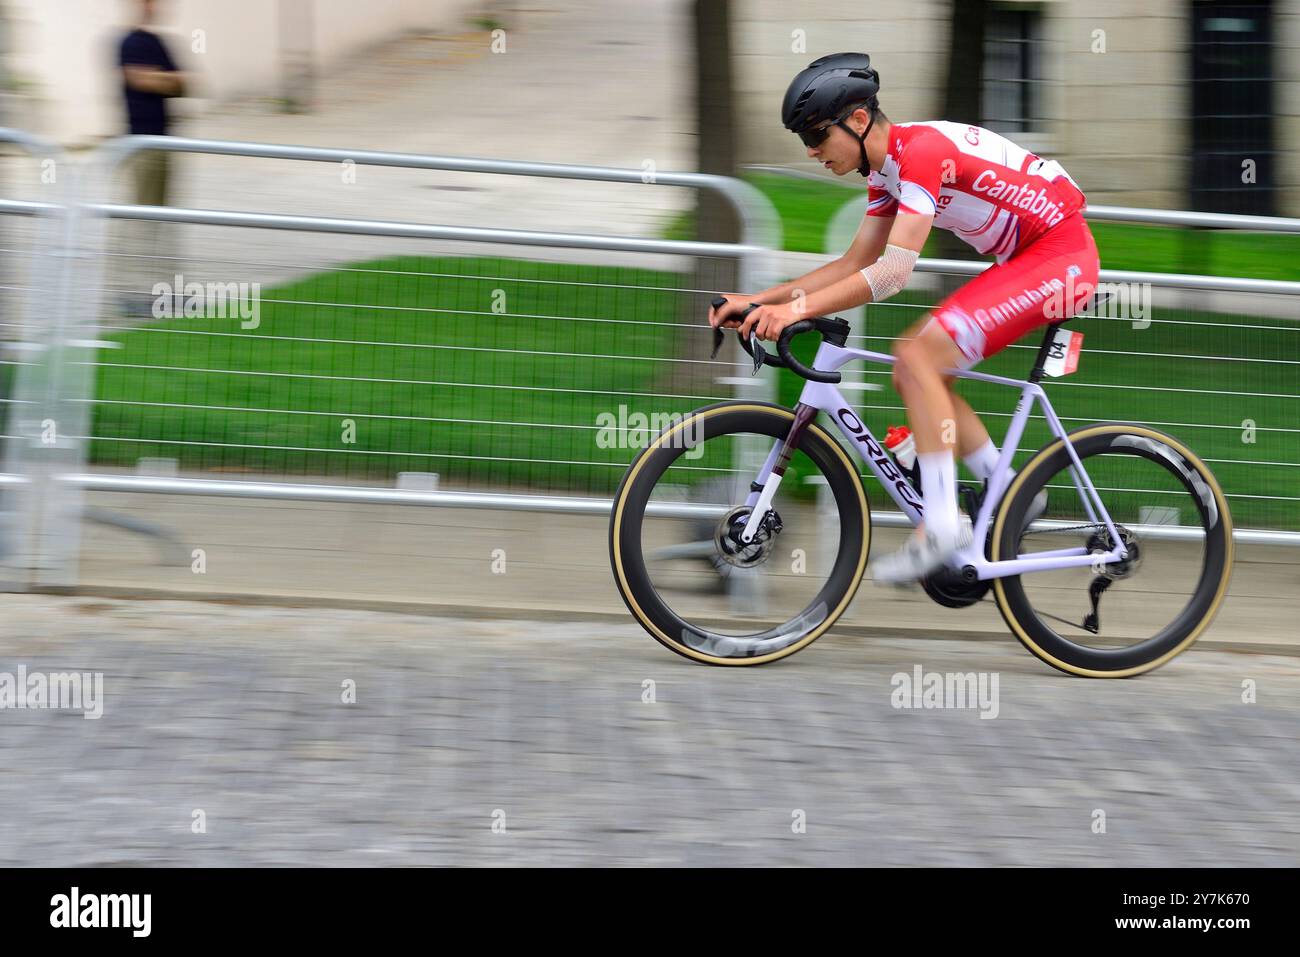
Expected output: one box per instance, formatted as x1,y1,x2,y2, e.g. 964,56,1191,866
1036,387,1124,546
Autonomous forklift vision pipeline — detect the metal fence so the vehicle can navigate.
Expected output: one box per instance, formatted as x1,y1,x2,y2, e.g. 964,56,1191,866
0,132,787,588
0,131,1296,597
0,128,81,589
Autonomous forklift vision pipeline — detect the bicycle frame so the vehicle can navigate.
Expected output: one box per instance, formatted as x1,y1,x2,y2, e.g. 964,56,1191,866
737,339,1129,581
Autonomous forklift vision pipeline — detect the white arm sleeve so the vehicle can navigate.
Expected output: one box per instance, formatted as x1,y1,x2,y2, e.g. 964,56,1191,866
860,244,919,303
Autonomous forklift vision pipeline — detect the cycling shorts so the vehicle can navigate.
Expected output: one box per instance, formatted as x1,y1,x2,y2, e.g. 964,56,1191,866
928,212,1100,368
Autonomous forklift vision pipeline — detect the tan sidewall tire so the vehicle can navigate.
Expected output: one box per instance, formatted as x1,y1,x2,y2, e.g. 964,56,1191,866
609,403,871,666
991,424,1234,678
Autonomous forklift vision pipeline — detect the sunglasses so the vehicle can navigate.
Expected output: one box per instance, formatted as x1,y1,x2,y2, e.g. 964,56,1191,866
797,123,835,148
796,103,870,148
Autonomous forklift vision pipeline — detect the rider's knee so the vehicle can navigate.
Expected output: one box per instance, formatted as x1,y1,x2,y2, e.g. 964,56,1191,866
892,338,924,396
892,352,919,396
894,336,929,376
894,321,951,394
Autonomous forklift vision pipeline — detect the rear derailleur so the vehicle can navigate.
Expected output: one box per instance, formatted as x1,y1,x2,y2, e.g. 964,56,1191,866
1080,525,1141,634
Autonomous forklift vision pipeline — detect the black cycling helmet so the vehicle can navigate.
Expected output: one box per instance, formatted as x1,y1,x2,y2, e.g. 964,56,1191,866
782,53,882,176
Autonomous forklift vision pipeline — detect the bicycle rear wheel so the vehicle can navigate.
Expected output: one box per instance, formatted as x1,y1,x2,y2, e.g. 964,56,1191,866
992,424,1233,677
609,401,871,665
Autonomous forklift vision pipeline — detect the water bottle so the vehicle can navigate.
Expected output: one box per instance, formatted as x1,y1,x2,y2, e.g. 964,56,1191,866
884,425,921,494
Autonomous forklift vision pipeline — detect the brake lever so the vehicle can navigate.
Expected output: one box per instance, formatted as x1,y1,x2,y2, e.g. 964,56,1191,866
709,324,765,375
709,295,768,374
709,295,729,360
747,332,767,375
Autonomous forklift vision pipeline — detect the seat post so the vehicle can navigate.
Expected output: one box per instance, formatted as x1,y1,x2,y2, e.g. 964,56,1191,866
1027,321,1066,384
1028,290,1106,383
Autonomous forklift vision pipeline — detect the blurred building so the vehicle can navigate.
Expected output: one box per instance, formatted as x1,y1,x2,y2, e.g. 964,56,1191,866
0,0,478,143
0,1,1292,216
736,0,1296,215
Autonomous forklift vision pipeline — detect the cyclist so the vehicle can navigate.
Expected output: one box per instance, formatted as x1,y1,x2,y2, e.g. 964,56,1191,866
709,52,1099,583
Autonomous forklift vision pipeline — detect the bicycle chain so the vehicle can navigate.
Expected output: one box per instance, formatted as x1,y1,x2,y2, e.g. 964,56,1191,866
1023,522,1114,536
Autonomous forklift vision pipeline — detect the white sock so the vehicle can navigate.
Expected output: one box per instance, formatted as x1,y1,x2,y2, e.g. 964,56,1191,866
918,450,959,543
963,439,1014,483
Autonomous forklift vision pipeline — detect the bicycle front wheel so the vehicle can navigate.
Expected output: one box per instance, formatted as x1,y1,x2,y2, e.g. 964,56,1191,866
609,401,871,665
992,423,1234,677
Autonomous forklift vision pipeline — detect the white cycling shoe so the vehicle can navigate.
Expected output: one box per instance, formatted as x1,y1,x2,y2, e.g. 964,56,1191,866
1023,489,1049,531
870,489,1048,586
871,519,973,586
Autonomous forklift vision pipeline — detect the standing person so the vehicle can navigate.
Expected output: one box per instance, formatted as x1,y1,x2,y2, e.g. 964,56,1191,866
709,52,1099,584
118,0,186,314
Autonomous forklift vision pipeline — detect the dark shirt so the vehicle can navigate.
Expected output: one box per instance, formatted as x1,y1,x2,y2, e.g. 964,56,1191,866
119,29,178,135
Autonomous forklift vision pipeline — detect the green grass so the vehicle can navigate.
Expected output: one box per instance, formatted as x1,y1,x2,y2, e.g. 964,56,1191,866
87,254,1299,531
666,171,1300,279
91,256,706,495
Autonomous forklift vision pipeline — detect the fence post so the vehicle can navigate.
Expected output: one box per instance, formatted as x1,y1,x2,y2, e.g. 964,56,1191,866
0,128,82,590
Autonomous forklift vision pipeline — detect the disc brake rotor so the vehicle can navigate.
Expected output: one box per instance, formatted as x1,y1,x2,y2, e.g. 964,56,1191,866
714,506,782,568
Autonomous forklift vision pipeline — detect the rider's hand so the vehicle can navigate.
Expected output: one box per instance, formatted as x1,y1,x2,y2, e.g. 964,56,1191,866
739,302,798,342
708,294,752,329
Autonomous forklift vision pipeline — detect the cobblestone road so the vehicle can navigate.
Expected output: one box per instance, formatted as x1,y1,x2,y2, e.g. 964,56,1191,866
0,595,1296,866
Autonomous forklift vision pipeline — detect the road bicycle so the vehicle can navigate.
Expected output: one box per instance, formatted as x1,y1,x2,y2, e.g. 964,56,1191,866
609,297,1233,676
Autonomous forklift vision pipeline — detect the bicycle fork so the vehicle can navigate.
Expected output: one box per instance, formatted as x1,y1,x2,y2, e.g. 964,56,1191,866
738,403,820,544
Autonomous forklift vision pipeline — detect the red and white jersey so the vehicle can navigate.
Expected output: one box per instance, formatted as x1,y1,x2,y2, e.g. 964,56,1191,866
867,121,1086,262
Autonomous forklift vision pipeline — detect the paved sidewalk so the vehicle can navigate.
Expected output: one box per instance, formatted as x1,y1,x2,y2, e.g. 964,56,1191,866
67,487,1300,653
1,594,1296,866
